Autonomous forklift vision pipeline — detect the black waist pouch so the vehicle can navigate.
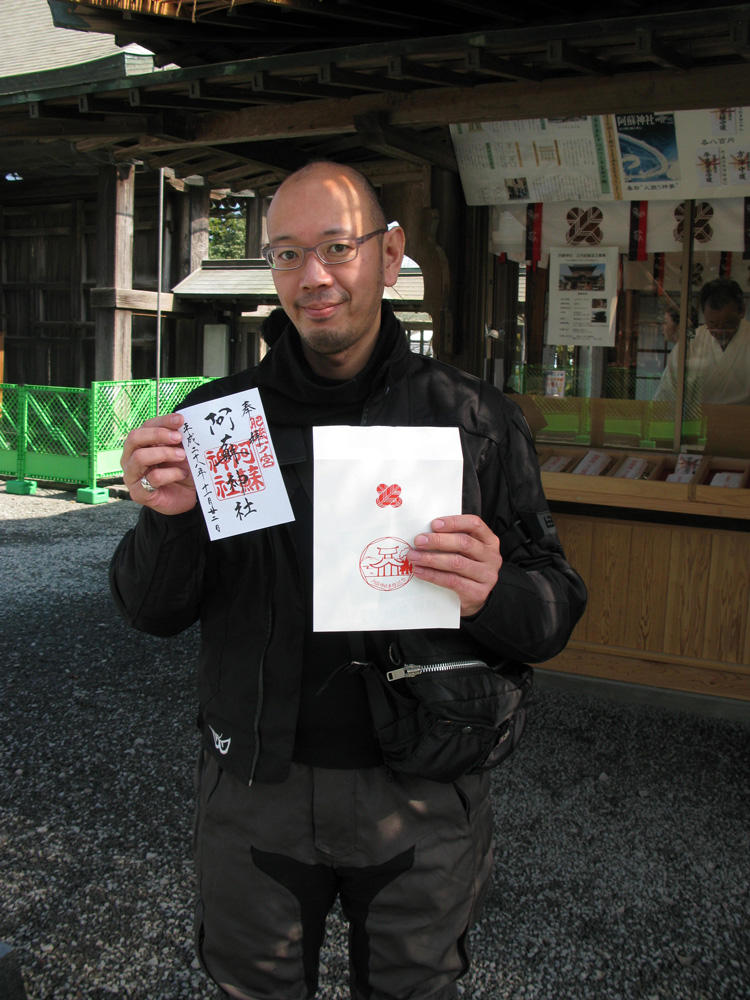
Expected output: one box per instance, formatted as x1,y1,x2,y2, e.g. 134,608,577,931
356,655,533,783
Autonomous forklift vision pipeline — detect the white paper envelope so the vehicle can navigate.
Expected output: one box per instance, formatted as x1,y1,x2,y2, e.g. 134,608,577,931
313,425,463,632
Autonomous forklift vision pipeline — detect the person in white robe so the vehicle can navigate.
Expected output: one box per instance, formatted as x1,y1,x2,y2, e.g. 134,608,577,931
654,279,750,408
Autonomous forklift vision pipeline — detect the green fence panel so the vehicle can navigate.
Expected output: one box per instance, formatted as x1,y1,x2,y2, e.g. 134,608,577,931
2,377,214,501
92,380,153,452
0,385,19,476
88,377,212,489
22,384,90,486
90,380,154,489
155,377,210,417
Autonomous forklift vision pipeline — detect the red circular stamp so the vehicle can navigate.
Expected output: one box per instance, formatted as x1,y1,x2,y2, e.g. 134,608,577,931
359,536,413,591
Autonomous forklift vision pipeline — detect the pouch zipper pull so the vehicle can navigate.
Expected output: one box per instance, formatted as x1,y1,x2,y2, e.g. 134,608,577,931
386,659,487,682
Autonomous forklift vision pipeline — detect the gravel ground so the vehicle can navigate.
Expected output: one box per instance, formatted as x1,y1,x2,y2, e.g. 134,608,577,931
1,485,749,1000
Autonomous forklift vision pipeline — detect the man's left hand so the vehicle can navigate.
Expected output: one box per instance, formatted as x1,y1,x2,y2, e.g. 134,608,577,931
408,514,502,617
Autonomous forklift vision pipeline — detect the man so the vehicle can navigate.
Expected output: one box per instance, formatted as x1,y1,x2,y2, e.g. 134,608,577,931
654,278,750,405
110,161,586,1000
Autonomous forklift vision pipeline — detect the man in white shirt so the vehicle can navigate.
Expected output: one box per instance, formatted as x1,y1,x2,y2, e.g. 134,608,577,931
654,279,750,406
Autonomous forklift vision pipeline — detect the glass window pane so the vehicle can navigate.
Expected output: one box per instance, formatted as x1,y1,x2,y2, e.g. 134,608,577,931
679,248,750,456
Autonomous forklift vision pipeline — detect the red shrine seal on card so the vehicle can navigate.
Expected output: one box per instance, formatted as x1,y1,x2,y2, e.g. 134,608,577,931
375,483,403,508
359,537,413,591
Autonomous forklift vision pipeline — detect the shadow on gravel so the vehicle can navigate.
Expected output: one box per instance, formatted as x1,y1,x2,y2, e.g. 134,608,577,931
1,492,749,999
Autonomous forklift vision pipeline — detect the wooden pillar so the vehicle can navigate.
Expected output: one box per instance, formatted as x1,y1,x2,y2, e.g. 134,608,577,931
184,182,210,273
381,166,457,361
175,182,211,375
458,204,491,378
492,256,521,388
427,167,462,362
245,195,265,257
426,169,491,376
73,198,87,385
94,164,134,381
525,266,549,366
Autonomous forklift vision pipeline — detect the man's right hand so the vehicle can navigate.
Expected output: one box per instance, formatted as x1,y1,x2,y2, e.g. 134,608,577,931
121,412,197,515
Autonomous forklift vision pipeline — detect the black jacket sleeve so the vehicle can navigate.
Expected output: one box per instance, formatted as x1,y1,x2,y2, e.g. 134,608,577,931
462,401,587,663
109,503,207,637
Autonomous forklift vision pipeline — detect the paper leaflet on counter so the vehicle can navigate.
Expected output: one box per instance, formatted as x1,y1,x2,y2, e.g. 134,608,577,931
180,387,293,539
313,426,463,632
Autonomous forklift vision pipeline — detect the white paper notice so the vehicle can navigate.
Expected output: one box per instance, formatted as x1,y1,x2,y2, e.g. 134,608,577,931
180,388,294,540
547,246,619,347
313,426,463,632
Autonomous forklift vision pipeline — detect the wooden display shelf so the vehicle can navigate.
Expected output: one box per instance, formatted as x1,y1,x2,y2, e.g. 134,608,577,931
694,458,750,510
539,446,750,520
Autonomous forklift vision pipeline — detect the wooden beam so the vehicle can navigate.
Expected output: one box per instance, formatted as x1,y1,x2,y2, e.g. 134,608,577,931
4,118,149,139
464,48,543,82
189,80,280,106
128,87,240,113
90,287,189,313
78,94,148,116
386,56,473,89
729,15,750,57
635,29,693,71
318,64,414,93
123,62,750,155
353,113,457,172
251,71,348,101
545,39,609,76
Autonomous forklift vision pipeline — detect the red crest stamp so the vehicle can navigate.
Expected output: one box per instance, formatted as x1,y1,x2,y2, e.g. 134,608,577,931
359,537,413,591
376,483,403,508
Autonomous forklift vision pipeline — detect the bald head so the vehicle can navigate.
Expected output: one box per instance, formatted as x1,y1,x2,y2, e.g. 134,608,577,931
268,161,386,235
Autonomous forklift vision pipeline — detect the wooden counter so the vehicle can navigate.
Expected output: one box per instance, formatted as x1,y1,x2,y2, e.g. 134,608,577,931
538,452,750,703
540,447,750,520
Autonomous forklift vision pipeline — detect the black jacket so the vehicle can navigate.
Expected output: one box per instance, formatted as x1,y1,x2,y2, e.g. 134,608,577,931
109,306,587,783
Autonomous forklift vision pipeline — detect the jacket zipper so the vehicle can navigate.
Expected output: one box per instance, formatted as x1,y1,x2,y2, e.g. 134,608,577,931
247,544,276,787
386,658,487,682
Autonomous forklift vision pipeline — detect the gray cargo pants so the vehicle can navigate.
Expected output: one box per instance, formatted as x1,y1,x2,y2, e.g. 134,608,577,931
193,754,494,1000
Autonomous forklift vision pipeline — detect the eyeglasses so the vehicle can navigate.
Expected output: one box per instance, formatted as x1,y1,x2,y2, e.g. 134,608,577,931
261,229,386,270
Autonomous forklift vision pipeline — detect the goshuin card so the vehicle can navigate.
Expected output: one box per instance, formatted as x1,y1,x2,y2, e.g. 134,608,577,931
180,388,294,539
312,425,463,632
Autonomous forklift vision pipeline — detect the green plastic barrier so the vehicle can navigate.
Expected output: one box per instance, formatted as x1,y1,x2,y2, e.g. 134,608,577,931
2,378,211,503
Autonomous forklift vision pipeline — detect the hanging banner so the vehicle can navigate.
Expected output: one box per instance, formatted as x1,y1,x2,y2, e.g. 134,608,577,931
645,198,746,252
491,198,747,261
628,201,649,260
525,202,543,266
547,247,619,347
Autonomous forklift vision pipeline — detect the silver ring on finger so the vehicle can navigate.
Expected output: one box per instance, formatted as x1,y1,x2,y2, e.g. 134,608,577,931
140,475,156,493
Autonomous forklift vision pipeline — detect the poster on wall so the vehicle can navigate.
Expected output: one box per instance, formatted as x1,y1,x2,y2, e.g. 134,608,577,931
449,117,612,205
612,112,681,198
547,247,619,347
610,108,750,200
452,107,750,204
